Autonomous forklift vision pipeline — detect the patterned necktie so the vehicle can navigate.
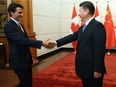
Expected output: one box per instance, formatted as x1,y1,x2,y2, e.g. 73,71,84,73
18,23,24,32
82,24,86,32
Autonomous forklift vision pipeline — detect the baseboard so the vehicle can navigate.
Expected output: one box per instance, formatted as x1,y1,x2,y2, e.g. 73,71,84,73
106,49,116,53
37,48,116,61
37,48,74,61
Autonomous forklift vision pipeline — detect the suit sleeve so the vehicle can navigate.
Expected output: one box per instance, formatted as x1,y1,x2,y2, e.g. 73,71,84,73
56,31,78,47
4,24,42,49
93,22,106,73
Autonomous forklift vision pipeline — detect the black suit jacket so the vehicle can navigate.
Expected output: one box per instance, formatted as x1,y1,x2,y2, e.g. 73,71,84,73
56,18,106,79
4,19,42,70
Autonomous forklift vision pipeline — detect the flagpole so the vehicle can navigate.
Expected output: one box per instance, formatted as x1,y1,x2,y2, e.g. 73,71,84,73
107,1,109,5
106,0,110,55
73,3,76,54
107,1,109,3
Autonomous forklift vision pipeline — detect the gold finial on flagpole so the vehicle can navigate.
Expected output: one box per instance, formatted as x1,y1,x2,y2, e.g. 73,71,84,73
107,1,109,4
96,2,98,6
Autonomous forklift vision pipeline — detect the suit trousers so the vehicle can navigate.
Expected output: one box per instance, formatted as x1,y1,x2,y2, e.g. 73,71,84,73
14,66,32,87
81,75,104,87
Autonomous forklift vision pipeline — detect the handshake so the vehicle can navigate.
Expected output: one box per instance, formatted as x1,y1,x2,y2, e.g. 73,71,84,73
42,39,57,49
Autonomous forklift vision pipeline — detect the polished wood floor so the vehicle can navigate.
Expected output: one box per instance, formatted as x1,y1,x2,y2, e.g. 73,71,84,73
0,49,73,87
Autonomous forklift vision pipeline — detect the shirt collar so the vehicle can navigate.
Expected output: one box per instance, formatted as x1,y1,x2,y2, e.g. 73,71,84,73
10,17,20,25
85,17,94,26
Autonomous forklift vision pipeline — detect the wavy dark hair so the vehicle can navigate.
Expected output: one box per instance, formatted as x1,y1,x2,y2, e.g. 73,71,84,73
8,3,24,17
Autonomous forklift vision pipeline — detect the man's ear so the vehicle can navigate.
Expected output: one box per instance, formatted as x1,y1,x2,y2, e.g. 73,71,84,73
10,11,14,16
86,9,89,15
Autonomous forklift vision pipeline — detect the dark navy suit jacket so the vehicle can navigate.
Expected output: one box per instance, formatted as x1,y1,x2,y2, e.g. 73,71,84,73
4,19,42,70
56,18,106,79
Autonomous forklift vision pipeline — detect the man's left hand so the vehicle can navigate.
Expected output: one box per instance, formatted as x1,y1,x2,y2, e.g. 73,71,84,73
94,72,102,79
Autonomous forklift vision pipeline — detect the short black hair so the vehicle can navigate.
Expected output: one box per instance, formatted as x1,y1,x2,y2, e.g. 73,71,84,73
79,1,95,15
8,3,24,17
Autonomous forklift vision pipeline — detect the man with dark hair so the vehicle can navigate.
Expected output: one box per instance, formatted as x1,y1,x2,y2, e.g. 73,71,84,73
48,1,106,87
8,3,24,17
4,3,50,87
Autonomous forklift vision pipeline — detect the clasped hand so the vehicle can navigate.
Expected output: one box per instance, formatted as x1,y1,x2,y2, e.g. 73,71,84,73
42,39,56,49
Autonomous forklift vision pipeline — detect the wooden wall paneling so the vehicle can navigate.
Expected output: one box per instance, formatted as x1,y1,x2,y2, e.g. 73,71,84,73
0,0,39,67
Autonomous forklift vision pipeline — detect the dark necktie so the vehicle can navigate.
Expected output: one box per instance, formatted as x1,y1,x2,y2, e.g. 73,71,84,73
18,23,24,32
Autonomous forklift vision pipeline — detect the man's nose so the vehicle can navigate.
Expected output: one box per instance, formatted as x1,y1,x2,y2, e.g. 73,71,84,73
21,13,24,16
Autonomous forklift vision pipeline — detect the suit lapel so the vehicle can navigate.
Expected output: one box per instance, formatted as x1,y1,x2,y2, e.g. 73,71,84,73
22,25,28,38
78,26,84,42
9,19,27,36
82,19,95,33
78,18,95,44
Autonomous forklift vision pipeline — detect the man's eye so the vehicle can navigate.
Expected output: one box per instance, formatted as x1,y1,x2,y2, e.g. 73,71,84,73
18,12,22,14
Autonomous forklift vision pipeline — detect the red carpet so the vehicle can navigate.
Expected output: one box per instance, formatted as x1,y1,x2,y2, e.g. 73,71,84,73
33,52,116,87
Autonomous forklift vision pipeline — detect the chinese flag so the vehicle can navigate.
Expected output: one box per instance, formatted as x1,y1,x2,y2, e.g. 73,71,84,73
94,4,100,21
104,4,116,49
70,5,79,51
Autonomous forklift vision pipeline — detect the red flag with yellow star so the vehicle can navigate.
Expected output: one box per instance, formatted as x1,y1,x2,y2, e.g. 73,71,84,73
104,3,116,49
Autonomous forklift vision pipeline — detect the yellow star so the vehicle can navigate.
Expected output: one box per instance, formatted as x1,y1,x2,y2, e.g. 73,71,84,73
106,10,109,15
108,21,110,23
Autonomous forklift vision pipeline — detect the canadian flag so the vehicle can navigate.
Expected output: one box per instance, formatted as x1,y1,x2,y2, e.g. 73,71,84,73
94,4,100,21
70,5,79,51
